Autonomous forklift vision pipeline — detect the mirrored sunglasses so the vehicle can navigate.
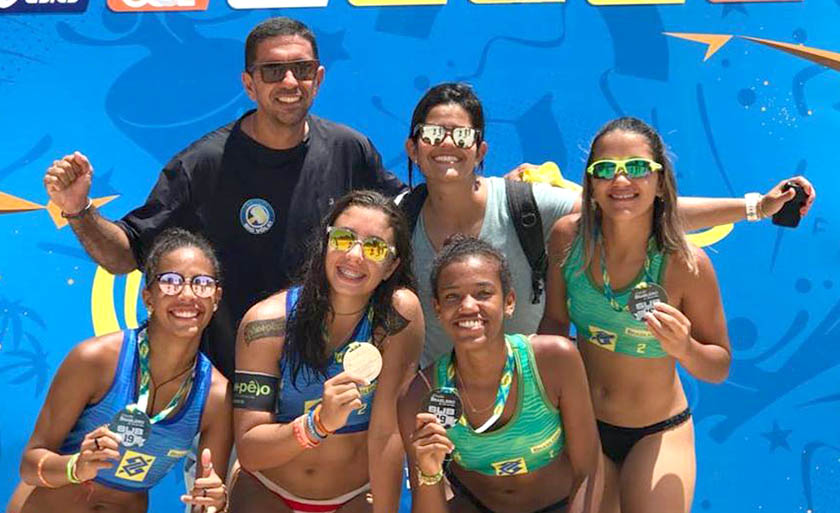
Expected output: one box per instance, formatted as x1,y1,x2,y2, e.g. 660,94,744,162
155,272,218,298
586,158,663,180
413,124,480,149
326,226,396,263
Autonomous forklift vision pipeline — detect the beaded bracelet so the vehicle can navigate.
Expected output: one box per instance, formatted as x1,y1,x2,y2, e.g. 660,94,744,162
300,415,319,447
416,465,443,486
37,453,57,488
292,415,318,449
306,409,326,442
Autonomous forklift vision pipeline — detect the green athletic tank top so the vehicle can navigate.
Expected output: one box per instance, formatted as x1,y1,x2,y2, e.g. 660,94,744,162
564,233,668,358
433,334,564,476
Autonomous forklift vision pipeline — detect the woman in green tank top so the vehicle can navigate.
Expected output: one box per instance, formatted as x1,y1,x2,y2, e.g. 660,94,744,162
398,235,602,513
539,117,733,513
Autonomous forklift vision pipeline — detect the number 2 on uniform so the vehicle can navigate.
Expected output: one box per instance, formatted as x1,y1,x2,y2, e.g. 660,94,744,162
356,402,368,416
636,343,647,354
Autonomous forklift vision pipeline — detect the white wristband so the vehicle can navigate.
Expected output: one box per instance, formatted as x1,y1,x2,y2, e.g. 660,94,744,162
744,192,762,222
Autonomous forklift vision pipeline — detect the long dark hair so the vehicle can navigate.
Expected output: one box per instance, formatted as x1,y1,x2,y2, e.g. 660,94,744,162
284,190,416,382
579,117,696,274
407,82,486,188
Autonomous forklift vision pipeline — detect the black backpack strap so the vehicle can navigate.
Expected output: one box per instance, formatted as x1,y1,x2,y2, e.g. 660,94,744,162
398,183,428,235
505,180,546,304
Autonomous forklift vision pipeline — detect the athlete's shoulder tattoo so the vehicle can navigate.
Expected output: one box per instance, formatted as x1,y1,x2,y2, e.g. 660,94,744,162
387,309,410,336
244,317,285,345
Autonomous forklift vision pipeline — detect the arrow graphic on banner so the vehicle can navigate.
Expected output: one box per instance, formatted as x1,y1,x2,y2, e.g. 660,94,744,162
0,191,119,229
664,33,734,61
665,32,840,71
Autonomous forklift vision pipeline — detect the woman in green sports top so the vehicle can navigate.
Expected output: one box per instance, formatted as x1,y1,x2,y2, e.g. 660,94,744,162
398,235,602,513
539,117,732,513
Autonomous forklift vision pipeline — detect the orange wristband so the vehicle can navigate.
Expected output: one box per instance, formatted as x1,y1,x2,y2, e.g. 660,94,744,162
37,453,57,488
313,404,333,436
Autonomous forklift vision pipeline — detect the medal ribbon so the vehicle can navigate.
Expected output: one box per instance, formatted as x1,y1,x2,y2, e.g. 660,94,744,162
599,236,657,312
446,338,515,434
129,328,196,423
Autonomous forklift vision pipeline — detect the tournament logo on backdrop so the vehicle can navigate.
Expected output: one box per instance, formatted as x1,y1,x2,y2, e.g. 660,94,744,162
240,198,275,235
107,0,208,12
0,0,88,13
228,0,327,8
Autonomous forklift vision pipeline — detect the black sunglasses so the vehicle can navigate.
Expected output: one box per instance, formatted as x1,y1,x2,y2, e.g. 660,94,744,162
249,60,320,83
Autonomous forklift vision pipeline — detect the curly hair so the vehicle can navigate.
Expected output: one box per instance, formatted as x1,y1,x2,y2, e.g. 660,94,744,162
284,190,416,382
143,227,222,288
429,233,512,299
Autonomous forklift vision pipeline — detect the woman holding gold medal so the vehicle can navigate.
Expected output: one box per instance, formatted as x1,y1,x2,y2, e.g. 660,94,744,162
539,117,734,513
398,235,602,513
18,228,233,513
230,190,424,513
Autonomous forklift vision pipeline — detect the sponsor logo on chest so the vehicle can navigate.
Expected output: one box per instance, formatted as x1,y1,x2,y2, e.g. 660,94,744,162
115,450,156,482
239,198,275,235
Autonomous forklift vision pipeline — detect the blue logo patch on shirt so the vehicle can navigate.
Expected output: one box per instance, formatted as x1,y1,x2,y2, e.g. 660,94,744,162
0,0,88,13
588,326,618,352
240,198,275,235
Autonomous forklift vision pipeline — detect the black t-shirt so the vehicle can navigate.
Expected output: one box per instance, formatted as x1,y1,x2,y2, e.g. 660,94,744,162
116,111,405,378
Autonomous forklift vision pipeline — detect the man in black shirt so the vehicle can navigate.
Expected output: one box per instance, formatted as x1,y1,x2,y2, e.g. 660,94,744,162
43,17,404,380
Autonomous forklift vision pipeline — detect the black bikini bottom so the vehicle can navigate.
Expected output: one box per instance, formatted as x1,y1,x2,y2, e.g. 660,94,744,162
597,407,692,464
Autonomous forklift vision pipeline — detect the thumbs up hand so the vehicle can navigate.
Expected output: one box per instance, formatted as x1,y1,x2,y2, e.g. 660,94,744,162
180,448,227,512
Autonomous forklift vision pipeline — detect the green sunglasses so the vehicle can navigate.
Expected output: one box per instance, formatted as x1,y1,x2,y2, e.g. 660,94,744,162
586,158,663,180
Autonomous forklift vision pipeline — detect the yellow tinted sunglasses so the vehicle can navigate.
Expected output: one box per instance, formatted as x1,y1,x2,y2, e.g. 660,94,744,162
326,226,396,263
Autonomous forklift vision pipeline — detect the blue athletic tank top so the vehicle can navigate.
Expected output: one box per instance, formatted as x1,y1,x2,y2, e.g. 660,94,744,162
274,286,377,434
60,328,212,492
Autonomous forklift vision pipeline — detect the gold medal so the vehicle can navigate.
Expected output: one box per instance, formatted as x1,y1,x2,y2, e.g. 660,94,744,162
343,342,383,383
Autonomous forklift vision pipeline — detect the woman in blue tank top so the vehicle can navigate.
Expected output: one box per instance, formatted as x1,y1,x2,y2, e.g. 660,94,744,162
18,228,233,513
229,190,424,513
539,118,733,513
399,235,602,513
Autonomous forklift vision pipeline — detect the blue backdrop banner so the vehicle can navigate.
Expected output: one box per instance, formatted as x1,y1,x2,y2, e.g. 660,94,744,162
0,1,837,512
